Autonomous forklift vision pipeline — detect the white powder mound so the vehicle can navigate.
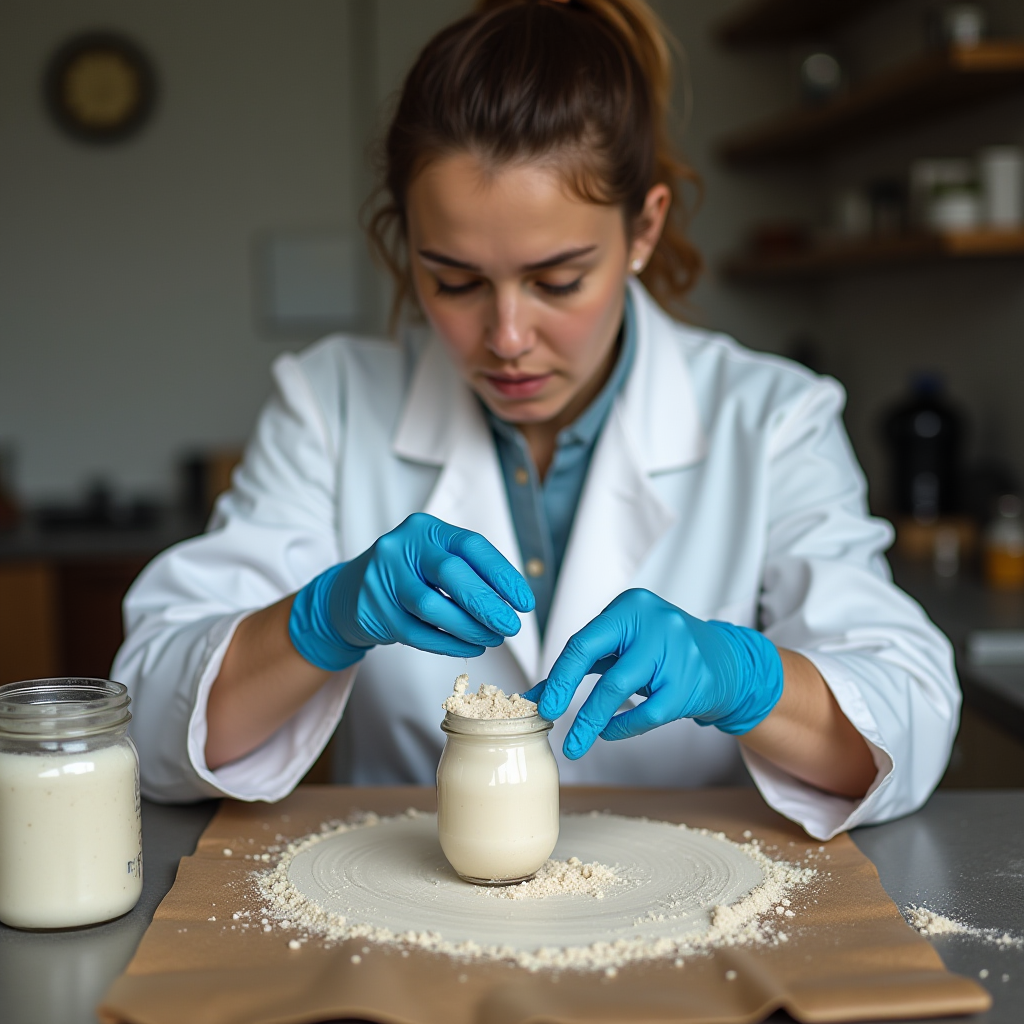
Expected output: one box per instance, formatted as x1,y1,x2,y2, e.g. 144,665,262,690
482,857,618,901
905,906,970,936
442,674,537,719
903,905,1022,948
251,810,817,973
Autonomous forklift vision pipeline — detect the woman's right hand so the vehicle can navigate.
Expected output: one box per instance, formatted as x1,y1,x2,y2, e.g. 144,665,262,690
288,513,536,671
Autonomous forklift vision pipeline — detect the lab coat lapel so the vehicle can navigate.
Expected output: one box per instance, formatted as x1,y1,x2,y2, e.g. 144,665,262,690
393,340,541,681
540,282,708,675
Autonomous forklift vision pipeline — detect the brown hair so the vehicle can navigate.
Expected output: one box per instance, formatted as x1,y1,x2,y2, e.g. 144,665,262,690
365,0,702,326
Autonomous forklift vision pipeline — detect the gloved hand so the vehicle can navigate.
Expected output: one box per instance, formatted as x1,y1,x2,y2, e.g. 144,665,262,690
289,513,535,671
524,589,783,760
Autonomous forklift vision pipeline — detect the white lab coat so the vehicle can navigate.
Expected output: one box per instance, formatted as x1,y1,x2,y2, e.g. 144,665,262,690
113,281,960,840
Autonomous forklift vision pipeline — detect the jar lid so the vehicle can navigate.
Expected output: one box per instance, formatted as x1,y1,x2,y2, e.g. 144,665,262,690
0,678,131,739
440,709,552,737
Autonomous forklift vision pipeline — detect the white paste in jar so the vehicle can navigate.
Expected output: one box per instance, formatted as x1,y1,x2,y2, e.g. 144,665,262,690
0,742,143,929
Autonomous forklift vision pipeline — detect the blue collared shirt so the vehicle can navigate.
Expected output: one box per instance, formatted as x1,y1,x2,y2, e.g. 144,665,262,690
485,292,637,634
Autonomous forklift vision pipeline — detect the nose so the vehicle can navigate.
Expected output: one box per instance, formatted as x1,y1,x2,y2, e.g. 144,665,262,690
485,287,533,361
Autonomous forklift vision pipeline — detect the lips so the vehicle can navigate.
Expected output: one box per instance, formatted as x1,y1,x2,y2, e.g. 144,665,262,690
484,373,551,399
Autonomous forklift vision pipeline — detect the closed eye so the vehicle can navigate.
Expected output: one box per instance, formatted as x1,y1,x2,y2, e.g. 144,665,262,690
435,278,482,296
537,276,583,297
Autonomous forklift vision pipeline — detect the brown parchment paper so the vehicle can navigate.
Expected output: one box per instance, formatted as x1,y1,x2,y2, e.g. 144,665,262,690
99,786,990,1024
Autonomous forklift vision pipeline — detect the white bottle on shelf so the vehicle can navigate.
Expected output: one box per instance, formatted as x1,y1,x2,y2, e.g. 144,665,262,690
979,147,1024,229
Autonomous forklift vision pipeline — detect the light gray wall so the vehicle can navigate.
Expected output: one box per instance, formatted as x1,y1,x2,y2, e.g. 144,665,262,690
3,0,1020,511
0,0,359,501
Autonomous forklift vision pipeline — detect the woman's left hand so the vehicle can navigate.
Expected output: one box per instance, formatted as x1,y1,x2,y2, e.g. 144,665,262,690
525,589,784,759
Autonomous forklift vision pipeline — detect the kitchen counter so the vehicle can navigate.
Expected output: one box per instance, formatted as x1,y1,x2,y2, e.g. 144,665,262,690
0,512,199,563
0,513,203,684
1,791,1021,1024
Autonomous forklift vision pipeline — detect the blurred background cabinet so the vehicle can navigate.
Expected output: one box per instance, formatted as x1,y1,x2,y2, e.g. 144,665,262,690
0,562,60,682
0,554,153,684
717,0,1024,278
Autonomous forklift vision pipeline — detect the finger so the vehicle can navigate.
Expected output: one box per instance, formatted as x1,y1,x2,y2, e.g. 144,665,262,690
524,656,617,715
439,526,536,613
522,682,545,704
387,605,488,658
599,688,679,742
394,575,506,647
421,550,522,636
538,614,625,721
563,649,655,759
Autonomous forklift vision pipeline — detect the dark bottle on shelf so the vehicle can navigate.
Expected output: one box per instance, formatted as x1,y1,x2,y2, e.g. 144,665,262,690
881,373,965,521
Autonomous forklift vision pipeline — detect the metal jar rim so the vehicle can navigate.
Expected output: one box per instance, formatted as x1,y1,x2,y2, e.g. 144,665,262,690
0,678,131,739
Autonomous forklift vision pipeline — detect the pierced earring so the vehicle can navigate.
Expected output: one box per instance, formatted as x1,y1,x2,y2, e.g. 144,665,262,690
631,259,644,273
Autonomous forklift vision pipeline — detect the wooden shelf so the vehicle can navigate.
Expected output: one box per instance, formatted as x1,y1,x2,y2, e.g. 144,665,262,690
716,0,887,48
721,229,1024,282
719,43,1024,165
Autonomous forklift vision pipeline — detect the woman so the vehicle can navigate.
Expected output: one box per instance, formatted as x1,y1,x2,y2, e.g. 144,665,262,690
113,0,959,840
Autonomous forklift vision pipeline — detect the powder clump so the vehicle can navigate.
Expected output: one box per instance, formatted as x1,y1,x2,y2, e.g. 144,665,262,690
442,674,537,720
482,857,618,901
905,906,969,937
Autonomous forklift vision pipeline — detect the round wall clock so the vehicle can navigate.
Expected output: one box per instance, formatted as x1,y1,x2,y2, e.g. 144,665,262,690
45,32,156,143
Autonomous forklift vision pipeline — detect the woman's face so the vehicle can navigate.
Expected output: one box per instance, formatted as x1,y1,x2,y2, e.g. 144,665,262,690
406,153,667,426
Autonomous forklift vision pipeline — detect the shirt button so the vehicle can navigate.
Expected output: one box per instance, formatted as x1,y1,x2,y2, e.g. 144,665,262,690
514,466,529,485
525,558,545,578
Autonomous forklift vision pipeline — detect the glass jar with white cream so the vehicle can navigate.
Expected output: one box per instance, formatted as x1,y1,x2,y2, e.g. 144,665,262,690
0,678,143,929
437,710,559,885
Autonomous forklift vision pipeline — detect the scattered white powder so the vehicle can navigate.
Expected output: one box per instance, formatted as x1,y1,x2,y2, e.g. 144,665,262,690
903,905,1023,948
481,856,618,901
251,810,816,973
442,674,537,719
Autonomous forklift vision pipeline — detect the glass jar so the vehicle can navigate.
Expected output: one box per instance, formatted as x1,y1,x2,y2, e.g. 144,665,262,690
436,710,559,885
0,678,143,929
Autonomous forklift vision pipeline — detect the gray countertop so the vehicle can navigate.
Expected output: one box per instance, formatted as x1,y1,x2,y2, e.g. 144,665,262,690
850,792,1024,1024
1,792,1021,1024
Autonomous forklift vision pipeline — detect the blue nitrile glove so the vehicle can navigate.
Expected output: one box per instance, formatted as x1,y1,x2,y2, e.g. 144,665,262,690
524,589,783,760
289,513,535,671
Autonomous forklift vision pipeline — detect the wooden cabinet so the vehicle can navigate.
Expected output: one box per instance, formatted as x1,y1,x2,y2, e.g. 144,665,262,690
0,562,60,683
0,513,331,782
58,558,151,680
0,556,149,685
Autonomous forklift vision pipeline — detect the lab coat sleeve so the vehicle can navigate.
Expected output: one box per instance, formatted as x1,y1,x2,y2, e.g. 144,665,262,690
112,347,356,803
744,378,960,840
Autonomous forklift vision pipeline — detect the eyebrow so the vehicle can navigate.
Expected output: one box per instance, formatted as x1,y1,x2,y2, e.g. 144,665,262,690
416,245,598,273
